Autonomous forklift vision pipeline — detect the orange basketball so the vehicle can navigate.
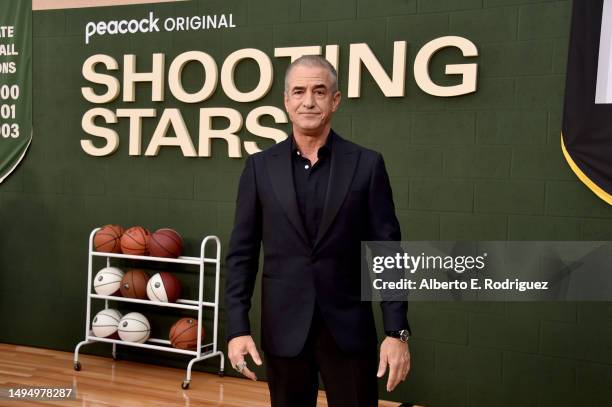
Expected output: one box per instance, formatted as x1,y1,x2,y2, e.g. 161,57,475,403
120,226,150,255
149,228,183,258
120,269,150,299
169,318,205,350
94,224,124,253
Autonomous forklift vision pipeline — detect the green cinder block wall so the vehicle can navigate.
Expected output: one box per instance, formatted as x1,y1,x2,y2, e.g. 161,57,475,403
1,0,611,405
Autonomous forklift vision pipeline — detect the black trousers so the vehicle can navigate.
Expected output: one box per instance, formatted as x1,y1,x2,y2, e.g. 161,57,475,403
264,307,379,407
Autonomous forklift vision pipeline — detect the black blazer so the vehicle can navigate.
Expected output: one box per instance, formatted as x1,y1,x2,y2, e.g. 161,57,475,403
225,131,409,357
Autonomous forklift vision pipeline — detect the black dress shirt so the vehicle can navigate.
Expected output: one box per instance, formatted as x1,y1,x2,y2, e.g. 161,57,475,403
291,133,333,245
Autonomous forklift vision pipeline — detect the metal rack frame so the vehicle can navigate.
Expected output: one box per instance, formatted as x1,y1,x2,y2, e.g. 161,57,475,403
73,228,225,389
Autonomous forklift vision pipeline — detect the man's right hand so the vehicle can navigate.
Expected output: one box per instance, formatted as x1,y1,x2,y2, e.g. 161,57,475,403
228,335,263,381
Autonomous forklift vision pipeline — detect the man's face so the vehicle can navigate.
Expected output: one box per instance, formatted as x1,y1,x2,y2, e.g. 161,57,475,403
284,65,341,136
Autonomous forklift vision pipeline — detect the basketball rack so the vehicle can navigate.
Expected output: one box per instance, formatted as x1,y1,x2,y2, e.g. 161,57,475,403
73,228,225,389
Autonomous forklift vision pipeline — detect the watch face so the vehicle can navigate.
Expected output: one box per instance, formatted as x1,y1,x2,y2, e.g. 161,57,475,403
400,330,410,342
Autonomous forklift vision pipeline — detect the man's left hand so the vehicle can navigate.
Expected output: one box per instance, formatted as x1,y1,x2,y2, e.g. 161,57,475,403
377,336,411,392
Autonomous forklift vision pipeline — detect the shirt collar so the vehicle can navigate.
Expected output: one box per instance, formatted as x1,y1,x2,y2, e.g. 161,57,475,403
291,130,334,158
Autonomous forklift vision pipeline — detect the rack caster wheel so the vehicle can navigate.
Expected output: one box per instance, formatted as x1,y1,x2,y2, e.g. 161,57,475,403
73,362,81,371
218,370,224,377
181,381,190,390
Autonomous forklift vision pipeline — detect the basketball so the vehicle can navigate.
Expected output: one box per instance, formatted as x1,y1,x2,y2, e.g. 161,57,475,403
120,269,150,299
93,267,124,296
118,312,150,343
146,272,182,303
93,224,124,253
120,226,150,255
169,318,205,350
149,228,183,258
92,308,122,339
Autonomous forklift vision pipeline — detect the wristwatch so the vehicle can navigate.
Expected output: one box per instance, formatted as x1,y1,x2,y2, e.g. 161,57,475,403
386,329,410,343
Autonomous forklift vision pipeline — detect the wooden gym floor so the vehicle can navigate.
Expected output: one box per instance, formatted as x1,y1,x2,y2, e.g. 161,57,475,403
0,344,401,406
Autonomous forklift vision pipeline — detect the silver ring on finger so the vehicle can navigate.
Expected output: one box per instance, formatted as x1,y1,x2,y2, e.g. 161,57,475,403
234,361,247,373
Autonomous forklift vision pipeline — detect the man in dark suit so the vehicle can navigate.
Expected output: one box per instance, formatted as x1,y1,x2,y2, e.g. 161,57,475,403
225,55,411,407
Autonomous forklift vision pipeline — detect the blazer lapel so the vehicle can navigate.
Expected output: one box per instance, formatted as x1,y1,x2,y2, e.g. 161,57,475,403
314,133,360,248
265,139,310,246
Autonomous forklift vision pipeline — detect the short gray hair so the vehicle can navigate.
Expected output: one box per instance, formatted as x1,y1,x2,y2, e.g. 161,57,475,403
284,55,339,94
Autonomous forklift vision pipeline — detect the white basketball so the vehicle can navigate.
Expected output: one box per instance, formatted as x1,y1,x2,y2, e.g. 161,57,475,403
92,308,122,338
146,273,172,302
118,312,151,343
93,267,124,296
